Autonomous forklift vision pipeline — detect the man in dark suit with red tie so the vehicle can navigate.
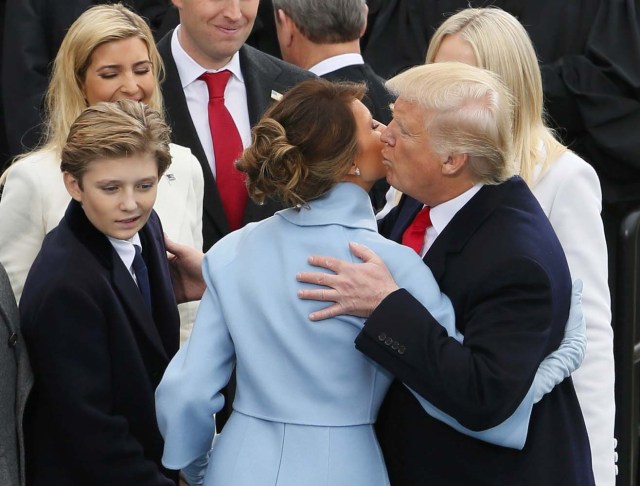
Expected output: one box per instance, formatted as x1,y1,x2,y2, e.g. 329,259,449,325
297,62,595,484
157,0,314,251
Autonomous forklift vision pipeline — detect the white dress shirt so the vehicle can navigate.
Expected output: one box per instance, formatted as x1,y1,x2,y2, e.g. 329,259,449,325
171,26,252,176
107,233,142,284
309,53,365,77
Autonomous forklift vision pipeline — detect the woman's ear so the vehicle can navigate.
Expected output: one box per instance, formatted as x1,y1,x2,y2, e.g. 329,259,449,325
63,172,83,202
441,153,468,176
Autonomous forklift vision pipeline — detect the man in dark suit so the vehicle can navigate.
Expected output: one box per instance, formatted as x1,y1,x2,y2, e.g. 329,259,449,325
297,62,594,484
273,0,392,210
157,0,314,251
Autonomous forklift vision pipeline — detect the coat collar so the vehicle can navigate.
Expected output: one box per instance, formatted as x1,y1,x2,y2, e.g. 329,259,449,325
64,200,175,362
276,182,378,231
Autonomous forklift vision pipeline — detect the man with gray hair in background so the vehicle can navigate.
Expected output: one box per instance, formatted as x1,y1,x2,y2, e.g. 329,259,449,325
273,0,392,210
297,62,595,485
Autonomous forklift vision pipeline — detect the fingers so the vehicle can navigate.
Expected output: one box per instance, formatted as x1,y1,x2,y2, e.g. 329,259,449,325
349,241,381,263
297,287,337,302
296,270,338,287
308,303,345,321
305,255,346,274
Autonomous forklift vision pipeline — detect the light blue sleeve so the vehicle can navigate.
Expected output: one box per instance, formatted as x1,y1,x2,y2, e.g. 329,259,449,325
530,279,587,403
155,253,235,483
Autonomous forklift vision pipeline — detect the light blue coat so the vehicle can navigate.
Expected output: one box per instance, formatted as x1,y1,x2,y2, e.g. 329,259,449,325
155,183,541,485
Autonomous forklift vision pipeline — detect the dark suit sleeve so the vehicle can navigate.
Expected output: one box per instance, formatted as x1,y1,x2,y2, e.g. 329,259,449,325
356,257,560,431
23,282,173,485
541,0,640,184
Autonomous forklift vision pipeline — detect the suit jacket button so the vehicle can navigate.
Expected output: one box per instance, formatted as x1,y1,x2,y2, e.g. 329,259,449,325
378,332,387,342
384,337,393,346
8,332,18,348
391,341,400,350
398,345,406,355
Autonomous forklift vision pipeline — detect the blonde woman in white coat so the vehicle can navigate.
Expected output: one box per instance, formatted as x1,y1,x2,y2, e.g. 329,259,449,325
0,4,203,343
379,8,613,484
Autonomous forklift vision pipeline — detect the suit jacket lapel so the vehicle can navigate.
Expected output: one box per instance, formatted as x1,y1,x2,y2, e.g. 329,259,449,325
240,44,285,125
424,184,507,282
111,259,169,363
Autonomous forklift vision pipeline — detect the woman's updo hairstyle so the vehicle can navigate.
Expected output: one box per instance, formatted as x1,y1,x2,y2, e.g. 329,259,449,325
236,78,366,207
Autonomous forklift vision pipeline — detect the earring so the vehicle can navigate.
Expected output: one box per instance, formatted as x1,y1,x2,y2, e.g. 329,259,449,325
354,167,361,176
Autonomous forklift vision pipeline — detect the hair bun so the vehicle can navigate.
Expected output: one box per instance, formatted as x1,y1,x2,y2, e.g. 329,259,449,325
237,117,308,207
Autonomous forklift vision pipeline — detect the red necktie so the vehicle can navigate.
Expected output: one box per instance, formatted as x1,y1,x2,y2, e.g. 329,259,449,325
402,206,431,254
199,70,247,231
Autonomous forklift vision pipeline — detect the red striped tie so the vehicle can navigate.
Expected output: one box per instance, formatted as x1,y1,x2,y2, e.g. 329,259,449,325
199,70,247,231
401,206,431,254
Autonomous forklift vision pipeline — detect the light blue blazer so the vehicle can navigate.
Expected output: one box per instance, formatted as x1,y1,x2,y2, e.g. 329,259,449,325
155,183,536,486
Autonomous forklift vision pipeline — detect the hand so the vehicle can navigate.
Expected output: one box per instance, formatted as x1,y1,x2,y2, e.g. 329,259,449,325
164,233,205,303
296,241,399,320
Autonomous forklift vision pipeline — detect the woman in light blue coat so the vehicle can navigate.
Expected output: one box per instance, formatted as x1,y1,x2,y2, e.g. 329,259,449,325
155,79,585,486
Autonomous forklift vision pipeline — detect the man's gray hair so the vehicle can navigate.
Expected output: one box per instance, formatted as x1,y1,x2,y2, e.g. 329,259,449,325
387,62,517,185
273,0,366,44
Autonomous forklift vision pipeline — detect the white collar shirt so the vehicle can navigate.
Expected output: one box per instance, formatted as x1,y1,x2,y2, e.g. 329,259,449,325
420,184,483,257
107,232,143,284
171,26,251,177
309,53,365,77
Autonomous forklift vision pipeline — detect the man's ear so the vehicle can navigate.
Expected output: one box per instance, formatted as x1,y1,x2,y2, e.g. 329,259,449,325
63,172,83,202
275,9,294,48
171,0,183,9
359,4,368,38
441,153,468,176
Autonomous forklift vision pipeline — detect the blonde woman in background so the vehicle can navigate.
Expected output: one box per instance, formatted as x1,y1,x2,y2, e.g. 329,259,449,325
0,3,203,343
380,8,613,484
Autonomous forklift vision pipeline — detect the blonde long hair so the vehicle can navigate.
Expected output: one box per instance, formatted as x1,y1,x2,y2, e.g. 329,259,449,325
4,3,164,180
426,7,566,186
